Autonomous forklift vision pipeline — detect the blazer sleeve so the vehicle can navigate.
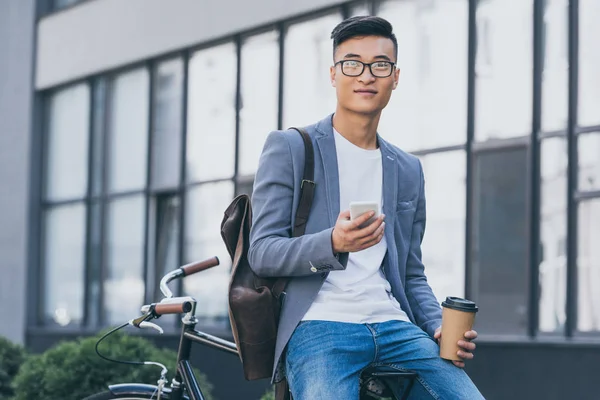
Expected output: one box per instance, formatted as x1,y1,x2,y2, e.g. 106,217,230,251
247,130,348,278
404,160,443,338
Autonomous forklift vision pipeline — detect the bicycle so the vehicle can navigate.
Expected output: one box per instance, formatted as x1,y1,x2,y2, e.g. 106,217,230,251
84,257,416,400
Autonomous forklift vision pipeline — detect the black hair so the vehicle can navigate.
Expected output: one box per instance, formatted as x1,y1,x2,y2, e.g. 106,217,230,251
330,16,398,60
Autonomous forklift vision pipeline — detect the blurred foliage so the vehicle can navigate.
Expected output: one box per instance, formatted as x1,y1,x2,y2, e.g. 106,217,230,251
12,330,213,400
0,336,27,400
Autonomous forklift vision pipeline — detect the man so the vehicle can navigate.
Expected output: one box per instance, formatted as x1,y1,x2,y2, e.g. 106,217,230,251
248,16,484,399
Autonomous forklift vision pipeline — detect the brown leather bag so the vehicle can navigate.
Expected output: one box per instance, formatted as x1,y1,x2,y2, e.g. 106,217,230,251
220,128,315,389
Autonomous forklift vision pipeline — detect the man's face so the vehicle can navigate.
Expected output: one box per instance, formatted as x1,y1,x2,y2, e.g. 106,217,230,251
330,35,399,116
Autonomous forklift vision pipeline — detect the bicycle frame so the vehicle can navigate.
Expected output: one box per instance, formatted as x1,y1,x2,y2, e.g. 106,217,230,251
168,314,239,400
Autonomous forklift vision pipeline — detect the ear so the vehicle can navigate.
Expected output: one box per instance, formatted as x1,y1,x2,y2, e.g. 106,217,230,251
392,68,400,90
330,65,337,87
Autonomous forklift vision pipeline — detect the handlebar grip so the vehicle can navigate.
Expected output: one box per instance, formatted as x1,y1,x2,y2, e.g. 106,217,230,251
154,301,192,316
180,256,220,277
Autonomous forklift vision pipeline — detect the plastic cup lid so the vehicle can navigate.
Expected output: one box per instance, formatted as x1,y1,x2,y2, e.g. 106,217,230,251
441,296,478,313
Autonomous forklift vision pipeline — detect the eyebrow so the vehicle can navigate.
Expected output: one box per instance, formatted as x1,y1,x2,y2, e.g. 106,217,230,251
343,53,392,62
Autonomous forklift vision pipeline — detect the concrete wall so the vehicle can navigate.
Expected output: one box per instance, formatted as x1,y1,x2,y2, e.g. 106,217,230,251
36,0,346,89
0,0,36,344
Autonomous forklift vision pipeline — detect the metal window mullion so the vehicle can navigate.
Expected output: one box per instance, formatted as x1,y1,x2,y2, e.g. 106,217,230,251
528,0,545,338
464,0,477,301
143,61,155,306
177,49,191,301
234,35,242,194
82,79,96,327
565,0,579,337
277,23,285,131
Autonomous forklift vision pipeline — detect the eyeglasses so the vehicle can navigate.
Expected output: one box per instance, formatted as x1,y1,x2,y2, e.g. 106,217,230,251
334,60,396,78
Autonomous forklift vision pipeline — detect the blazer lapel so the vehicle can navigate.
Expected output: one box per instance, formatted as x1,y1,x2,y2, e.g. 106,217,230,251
315,116,340,227
378,137,400,280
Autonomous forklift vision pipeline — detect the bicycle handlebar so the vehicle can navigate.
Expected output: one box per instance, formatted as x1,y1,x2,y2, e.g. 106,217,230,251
154,300,193,316
160,256,220,298
180,256,220,277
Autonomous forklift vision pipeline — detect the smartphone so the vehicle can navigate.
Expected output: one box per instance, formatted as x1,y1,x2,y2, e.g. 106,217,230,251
349,201,380,229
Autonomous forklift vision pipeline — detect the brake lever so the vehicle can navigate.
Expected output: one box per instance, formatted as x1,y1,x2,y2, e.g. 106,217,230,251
138,321,164,334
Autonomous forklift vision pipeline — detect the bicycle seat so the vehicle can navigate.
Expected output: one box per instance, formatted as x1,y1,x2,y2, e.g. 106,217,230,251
360,366,417,400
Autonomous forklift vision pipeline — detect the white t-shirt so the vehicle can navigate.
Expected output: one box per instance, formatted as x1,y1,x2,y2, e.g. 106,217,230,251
302,129,409,323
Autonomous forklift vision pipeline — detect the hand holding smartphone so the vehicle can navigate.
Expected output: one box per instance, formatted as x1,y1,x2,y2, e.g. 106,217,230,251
349,201,380,229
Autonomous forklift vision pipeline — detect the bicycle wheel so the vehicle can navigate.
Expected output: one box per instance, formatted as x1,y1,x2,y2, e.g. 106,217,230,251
84,392,159,400
83,390,183,400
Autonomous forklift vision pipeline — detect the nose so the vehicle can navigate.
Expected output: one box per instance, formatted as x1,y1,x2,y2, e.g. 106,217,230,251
358,66,376,83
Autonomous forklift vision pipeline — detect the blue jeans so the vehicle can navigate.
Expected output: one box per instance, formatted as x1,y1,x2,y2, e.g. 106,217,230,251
285,320,485,400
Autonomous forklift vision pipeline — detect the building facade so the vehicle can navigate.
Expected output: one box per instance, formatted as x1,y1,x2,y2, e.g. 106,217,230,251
0,0,599,399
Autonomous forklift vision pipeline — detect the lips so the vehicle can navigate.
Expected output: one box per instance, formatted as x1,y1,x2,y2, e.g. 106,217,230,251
354,89,378,95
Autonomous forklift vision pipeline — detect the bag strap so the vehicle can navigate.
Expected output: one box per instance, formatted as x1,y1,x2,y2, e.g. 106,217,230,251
290,127,315,237
272,127,315,298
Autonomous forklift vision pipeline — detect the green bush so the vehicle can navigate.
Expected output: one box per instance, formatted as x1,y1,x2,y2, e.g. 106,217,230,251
12,330,213,400
0,336,27,400
259,387,275,400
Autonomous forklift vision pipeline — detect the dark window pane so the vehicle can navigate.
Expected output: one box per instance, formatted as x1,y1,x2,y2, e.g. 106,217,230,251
239,31,279,176
378,0,468,151
418,151,466,302
46,83,90,201
107,68,150,193
472,146,529,334
578,133,600,192
539,138,568,332
149,194,181,326
86,201,102,327
104,195,146,324
579,0,600,127
43,203,86,326
151,58,184,190
541,0,569,132
183,181,234,323
236,178,254,197
475,0,533,141
283,13,342,127
577,198,600,332
186,43,237,182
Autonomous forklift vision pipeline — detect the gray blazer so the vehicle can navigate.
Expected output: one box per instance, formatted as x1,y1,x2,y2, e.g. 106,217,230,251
248,114,443,383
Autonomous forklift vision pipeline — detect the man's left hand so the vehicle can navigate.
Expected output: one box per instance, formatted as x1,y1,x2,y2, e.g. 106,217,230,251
433,327,478,368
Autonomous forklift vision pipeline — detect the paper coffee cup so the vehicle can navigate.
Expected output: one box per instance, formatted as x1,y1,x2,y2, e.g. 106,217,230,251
439,296,478,361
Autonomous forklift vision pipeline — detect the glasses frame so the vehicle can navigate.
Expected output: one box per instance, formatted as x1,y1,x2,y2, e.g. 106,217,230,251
334,60,396,78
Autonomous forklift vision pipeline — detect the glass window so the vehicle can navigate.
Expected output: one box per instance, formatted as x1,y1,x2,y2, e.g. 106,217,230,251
187,43,237,182
86,201,102,326
151,58,184,190
539,138,568,332
107,68,150,193
578,0,600,127
577,198,600,332
475,0,533,141
239,32,279,177
378,0,468,151
283,13,342,128
183,181,234,322
350,2,370,16
151,194,181,301
472,146,529,334
542,0,569,132
418,151,466,302
43,203,86,326
52,0,81,10
46,83,90,201
578,133,600,192
104,195,146,324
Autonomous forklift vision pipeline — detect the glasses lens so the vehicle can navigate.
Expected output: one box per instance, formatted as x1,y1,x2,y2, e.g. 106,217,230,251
341,60,363,77
371,62,392,77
